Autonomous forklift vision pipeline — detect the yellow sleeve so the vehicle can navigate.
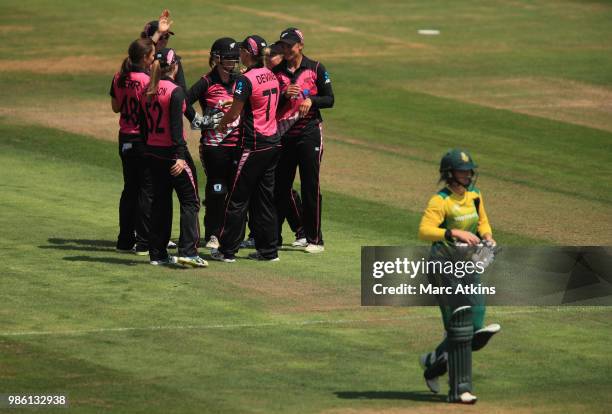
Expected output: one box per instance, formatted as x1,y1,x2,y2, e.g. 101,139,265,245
477,193,493,237
418,195,447,242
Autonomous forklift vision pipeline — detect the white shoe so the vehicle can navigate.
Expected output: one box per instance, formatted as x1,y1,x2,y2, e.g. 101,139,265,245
205,236,220,249
177,256,209,268
291,238,308,247
210,249,236,263
304,244,324,254
457,392,478,404
167,240,177,249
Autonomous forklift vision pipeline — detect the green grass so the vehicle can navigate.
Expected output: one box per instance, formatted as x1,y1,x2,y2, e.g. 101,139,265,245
1,0,612,412
0,123,609,413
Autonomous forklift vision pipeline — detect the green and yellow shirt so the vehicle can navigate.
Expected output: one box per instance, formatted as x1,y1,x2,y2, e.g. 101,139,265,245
418,186,492,254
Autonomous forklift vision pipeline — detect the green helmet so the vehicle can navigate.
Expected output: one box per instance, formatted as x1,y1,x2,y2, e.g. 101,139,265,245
439,149,478,172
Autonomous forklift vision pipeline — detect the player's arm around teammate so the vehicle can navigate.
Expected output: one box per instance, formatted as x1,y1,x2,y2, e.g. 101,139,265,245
185,38,242,250
417,149,500,403
140,48,206,268
110,39,155,255
211,35,281,263
273,28,334,254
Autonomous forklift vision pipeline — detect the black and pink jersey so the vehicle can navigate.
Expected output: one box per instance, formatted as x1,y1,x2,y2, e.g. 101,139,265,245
233,67,280,150
140,78,188,160
273,55,334,137
186,70,240,147
109,69,150,141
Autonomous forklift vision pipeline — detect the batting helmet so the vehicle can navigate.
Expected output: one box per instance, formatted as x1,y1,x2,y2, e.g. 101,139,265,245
440,149,478,172
439,149,478,186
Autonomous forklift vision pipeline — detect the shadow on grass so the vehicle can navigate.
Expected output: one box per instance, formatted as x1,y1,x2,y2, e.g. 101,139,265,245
231,245,304,253
39,245,114,252
40,238,116,253
62,255,148,266
335,391,446,402
62,255,192,270
48,238,116,247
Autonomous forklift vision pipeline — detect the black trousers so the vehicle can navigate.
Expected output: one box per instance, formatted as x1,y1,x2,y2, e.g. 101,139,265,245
147,152,201,260
275,124,323,245
199,144,239,241
286,189,304,236
219,146,280,259
275,189,304,245
117,142,152,250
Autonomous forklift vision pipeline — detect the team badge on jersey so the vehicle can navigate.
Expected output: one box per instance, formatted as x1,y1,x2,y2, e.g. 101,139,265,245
235,80,244,95
324,71,331,84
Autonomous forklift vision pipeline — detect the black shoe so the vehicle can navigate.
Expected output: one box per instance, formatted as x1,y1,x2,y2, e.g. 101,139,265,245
116,243,135,253
248,252,279,262
472,323,501,351
210,250,236,263
134,243,149,256
239,237,256,249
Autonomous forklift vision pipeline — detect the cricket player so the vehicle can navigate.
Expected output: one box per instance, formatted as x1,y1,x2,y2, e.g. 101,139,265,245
273,28,334,253
140,48,207,268
211,35,282,262
264,41,305,247
418,149,501,404
110,38,155,255
185,37,241,250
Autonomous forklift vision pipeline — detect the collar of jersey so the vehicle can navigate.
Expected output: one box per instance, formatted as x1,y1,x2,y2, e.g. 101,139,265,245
278,55,312,74
209,69,232,86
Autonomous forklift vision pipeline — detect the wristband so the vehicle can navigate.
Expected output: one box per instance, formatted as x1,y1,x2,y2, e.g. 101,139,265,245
444,229,453,241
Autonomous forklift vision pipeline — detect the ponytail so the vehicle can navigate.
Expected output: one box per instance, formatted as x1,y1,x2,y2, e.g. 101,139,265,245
252,53,265,68
117,57,132,88
262,47,271,69
146,60,161,100
146,61,177,100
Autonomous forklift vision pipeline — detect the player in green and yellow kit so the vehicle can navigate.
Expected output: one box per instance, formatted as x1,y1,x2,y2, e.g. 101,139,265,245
417,149,501,404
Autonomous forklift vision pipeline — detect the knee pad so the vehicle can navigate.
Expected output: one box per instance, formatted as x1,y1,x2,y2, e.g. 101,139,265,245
448,306,474,343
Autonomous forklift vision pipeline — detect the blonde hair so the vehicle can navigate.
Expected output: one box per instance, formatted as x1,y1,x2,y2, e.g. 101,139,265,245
146,60,176,100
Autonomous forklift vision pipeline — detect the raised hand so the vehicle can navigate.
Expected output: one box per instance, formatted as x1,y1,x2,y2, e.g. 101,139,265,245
158,9,173,33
